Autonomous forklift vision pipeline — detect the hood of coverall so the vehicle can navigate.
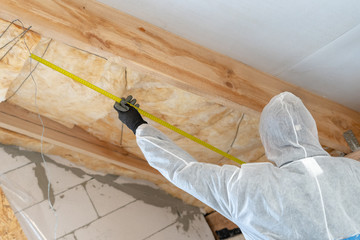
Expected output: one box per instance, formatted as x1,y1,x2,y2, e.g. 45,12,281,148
259,92,329,167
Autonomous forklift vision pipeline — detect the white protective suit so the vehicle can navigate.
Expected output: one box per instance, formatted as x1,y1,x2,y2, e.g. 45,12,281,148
136,92,360,240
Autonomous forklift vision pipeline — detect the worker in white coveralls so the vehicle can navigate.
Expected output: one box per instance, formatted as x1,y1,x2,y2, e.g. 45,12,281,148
114,92,360,240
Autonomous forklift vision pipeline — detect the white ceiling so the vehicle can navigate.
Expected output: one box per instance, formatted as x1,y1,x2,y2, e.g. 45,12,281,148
98,0,360,112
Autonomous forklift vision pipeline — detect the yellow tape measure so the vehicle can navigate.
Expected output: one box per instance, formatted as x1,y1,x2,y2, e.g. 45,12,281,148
30,53,245,165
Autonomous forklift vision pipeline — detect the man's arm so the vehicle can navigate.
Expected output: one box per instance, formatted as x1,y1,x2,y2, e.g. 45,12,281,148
114,97,243,220
136,124,243,219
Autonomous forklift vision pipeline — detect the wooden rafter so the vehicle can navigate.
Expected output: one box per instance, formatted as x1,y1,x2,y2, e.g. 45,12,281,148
0,102,161,178
0,0,359,153
346,150,360,161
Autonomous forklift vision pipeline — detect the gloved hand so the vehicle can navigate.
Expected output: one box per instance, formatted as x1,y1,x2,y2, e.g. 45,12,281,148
114,95,147,134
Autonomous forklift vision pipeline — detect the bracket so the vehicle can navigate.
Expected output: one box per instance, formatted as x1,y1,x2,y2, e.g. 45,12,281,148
343,130,360,152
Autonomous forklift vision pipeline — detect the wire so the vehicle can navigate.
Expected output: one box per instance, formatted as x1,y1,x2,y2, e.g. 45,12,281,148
0,19,28,47
30,60,59,240
120,68,128,145
0,19,24,39
120,123,124,145
5,39,52,102
217,113,245,164
2,19,59,240
0,19,32,61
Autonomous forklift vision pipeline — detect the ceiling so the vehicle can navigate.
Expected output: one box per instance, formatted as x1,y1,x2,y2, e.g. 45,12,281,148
97,0,360,112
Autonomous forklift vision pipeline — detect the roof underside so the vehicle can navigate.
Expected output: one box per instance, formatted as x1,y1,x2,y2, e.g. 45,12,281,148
98,0,360,112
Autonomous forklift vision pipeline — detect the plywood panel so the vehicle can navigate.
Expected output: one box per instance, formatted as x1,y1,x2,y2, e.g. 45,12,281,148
0,187,27,240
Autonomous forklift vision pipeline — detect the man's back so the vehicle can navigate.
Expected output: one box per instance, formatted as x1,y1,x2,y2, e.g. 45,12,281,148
232,156,360,239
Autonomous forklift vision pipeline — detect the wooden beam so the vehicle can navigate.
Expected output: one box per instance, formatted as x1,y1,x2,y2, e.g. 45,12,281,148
345,150,360,161
0,102,160,177
0,0,359,153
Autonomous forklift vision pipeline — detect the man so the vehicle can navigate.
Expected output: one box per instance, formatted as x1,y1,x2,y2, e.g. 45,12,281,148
114,92,360,240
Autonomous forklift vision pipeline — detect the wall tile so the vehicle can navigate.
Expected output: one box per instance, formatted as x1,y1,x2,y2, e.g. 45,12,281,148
85,178,136,216
74,201,177,240
0,145,31,174
42,161,91,195
58,233,76,240
3,163,44,211
146,214,214,240
17,186,97,239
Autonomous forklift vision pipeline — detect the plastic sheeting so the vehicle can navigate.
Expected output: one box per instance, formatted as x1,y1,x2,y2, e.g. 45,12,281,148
0,143,215,240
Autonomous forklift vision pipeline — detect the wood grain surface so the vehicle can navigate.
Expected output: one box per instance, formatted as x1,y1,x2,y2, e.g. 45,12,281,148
0,187,27,240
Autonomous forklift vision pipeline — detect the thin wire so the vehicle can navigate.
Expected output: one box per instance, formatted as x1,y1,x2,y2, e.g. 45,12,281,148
5,39,52,102
228,113,245,151
120,68,128,145
9,19,59,240
30,61,59,240
0,19,29,47
120,123,124,145
0,26,31,49
0,19,32,61
217,113,245,164
0,19,25,38
64,42,107,60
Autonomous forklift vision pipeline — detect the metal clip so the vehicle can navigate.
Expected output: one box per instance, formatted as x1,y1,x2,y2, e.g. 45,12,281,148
343,130,360,152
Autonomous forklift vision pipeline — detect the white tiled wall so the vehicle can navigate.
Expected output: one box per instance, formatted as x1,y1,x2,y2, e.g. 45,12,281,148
84,178,135,217
74,201,177,240
0,143,215,240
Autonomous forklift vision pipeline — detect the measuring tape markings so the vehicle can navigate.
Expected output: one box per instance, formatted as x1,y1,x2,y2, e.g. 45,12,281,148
30,53,245,165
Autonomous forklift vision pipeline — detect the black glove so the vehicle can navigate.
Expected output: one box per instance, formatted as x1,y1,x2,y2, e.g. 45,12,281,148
114,95,147,134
